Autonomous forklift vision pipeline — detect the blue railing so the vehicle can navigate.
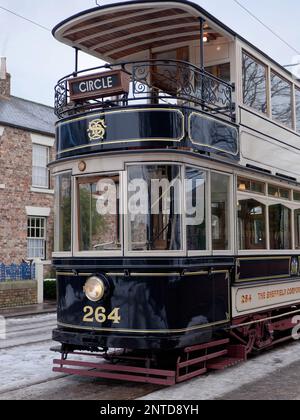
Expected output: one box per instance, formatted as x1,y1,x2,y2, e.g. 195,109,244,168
0,263,35,282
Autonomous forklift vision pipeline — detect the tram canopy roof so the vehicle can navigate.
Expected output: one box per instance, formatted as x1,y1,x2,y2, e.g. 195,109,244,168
52,0,234,63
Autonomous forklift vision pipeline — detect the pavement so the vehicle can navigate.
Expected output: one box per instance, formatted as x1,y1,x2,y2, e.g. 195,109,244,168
0,301,57,318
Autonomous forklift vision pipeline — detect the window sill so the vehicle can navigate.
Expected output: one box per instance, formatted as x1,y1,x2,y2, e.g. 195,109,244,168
31,187,54,195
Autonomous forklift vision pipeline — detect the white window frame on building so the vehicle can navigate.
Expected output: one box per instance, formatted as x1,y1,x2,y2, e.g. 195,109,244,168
27,216,47,260
32,144,50,189
26,206,51,261
31,134,55,193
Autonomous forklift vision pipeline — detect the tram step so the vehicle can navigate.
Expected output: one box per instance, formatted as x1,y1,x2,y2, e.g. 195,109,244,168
207,357,244,371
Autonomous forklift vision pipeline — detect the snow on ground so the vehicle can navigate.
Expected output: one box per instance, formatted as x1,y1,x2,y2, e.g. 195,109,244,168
0,341,63,394
141,340,300,400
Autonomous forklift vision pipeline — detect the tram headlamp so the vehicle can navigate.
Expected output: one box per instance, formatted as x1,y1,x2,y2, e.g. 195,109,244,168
83,276,105,302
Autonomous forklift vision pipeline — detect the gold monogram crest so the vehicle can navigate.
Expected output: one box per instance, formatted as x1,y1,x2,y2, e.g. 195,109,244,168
87,118,107,141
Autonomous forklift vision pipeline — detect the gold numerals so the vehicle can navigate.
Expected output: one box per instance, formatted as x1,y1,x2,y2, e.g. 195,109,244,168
83,306,121,324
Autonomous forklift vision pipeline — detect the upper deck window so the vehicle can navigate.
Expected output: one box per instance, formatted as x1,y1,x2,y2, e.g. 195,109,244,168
242,52,267,114
295,87,300,134
271,72,292,128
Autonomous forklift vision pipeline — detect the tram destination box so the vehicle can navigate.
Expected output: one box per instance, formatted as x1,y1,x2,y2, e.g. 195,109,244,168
68,70,131,102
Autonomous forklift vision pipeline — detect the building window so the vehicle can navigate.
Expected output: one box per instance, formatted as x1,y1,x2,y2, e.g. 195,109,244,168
54,173,72,253
269,204,291,250
296,87,300,134
271,72,292,128
27,217,46,259
242,52,267,114
32,144,50,188
238,199,267,250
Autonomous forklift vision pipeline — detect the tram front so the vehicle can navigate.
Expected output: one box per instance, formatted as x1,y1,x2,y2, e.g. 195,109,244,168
51,0,239,355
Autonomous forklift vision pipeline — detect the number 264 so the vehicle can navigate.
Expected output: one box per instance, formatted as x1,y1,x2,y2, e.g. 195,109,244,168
83,306,121,324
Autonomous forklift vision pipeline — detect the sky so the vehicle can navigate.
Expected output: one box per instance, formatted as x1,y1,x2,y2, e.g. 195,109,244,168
0,0,300,106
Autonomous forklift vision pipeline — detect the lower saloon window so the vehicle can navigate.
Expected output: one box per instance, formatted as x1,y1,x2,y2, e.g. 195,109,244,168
186,167,206,251
78,175,121,251
211,172,230,250
127,165,182,252
238,199,266,250
295,209,300,249
269,204,291,249
55,173,72,253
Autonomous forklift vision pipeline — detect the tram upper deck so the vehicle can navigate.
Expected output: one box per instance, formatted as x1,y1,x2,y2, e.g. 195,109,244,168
53,0,300,182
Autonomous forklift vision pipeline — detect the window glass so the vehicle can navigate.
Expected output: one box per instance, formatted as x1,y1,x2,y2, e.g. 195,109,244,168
294,191,300,202
127,165,182,252
295,209,300,250
78,175,121,251
238,199,266,250
211,173,230,250
296,87,300,134
27,217,46,259
54,173,72,252
242,52,267,114
32,144,49,188
186,167,206,251
268,185,290,200
271,72,292,128
206,63,231,83
238,177,265,194
269,204,291,249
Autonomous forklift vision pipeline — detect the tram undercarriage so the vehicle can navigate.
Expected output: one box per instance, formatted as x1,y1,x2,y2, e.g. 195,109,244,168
51,304,300,386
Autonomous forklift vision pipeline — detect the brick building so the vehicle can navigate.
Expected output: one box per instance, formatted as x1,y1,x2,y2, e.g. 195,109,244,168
0,58,56,275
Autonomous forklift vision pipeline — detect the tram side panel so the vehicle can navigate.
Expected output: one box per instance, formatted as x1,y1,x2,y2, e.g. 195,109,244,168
54,267,231,351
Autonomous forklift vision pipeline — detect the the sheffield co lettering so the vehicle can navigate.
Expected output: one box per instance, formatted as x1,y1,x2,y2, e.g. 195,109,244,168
69,70,130,102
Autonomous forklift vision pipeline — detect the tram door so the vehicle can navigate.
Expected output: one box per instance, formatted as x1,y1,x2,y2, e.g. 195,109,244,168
151,47,189,104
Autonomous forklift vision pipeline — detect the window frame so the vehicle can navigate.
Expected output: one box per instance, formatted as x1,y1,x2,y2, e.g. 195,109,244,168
241,47,300,135
124,162,186,258
237,175,299,255
27,216,47,260
73,171,123,258
53,171,73,258
270,70,293,129
32,144,50,190
242,50,269,117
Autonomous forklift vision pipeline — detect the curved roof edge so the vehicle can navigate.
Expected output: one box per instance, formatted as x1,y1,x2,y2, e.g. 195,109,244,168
52,0,294,79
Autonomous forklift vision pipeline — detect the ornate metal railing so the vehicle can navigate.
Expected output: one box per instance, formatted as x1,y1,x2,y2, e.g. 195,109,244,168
54,59,235,121
0,262,35,282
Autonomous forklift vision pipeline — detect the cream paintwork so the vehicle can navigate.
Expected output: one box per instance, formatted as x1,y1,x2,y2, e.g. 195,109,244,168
232,280,300,318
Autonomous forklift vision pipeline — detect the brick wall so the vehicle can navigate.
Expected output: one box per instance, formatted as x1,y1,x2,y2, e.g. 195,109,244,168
0,281,37,309
0,126,55,264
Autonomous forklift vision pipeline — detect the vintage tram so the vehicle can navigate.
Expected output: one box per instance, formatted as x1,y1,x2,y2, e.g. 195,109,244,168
51,0,300,385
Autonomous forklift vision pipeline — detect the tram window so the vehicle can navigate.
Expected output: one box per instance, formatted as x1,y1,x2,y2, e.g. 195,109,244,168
295,210,300,249
242,52,267,114
294,191,300,202
268,184,290,200
271,72,292,128
54,173,72,253
238,199,266,250
296,87,300,134
237,177,265,194
127,165,182,252
78,175,121,252
211,173,230,250
186,167,206,251
269,204,291,250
